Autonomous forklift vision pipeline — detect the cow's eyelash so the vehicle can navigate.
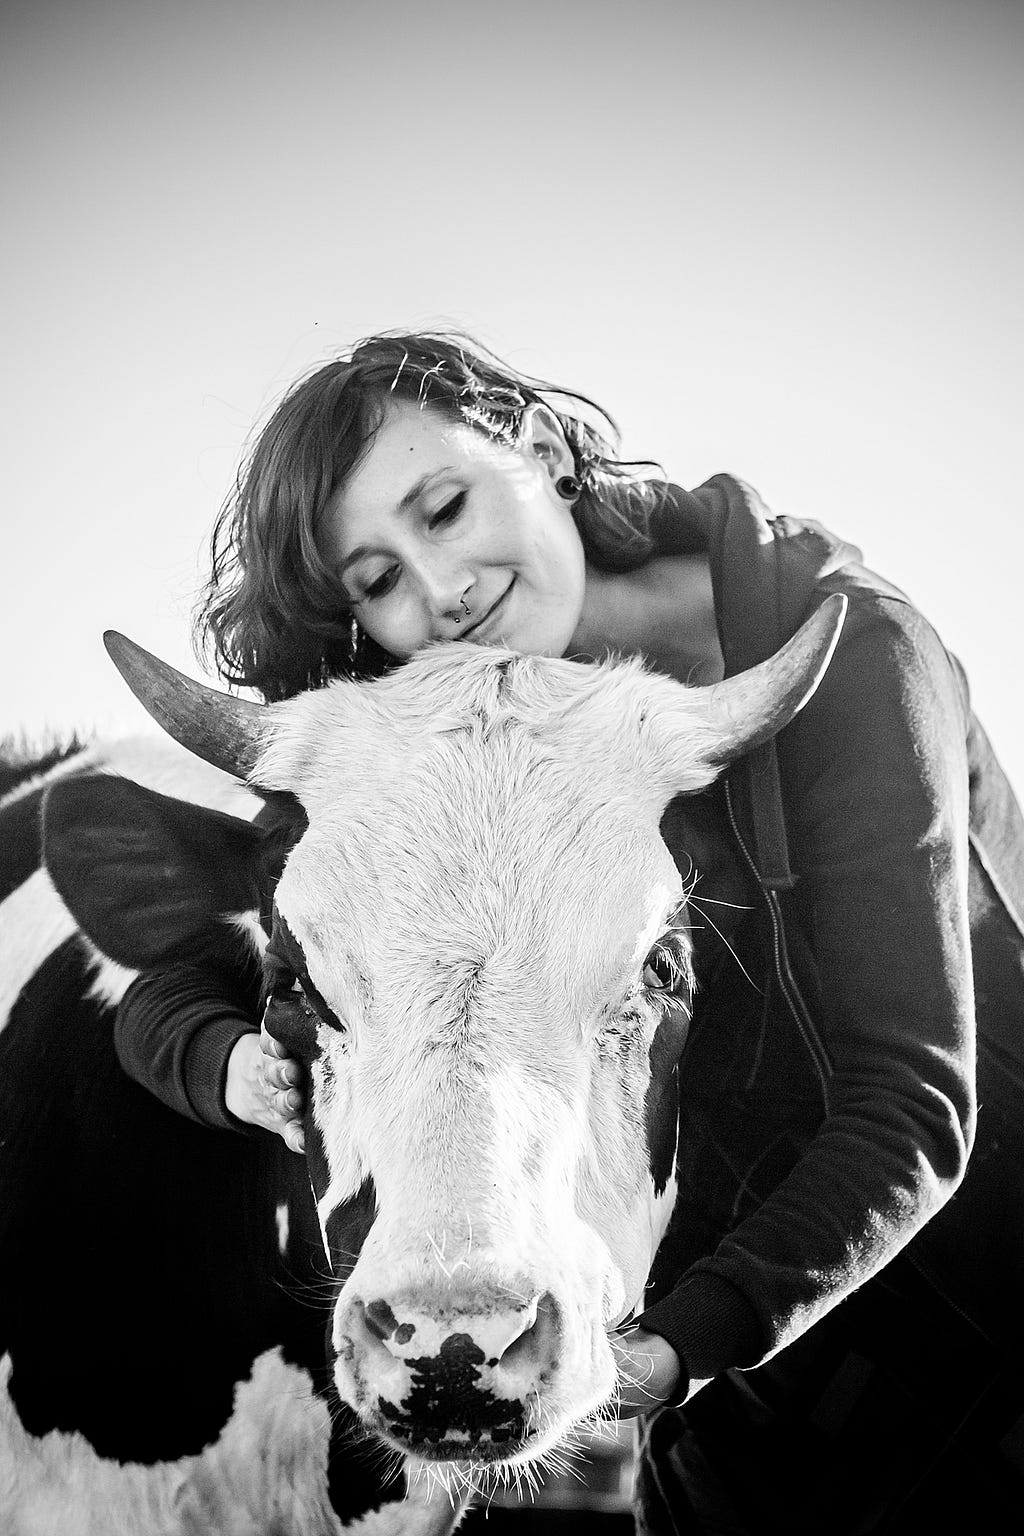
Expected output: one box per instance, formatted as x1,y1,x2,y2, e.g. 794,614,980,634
646,934,690,984
641,925,695,999
263,964,302,998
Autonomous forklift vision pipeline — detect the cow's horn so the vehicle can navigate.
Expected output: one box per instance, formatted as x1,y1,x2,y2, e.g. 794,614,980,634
695,592,848,762
103,631,269,781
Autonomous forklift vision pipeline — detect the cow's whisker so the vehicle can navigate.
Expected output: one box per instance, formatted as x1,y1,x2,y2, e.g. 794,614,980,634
687,894,759,988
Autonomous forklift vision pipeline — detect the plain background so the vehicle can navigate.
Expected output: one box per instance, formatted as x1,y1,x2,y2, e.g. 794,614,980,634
4,0,1022,793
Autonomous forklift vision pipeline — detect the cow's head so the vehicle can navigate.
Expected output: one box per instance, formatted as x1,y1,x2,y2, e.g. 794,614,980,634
89,598,844,1467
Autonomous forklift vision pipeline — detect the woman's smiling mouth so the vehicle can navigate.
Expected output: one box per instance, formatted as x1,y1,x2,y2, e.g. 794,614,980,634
462,582,514,642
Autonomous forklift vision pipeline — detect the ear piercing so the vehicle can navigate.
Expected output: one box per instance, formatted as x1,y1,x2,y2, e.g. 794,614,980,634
556,474,581,500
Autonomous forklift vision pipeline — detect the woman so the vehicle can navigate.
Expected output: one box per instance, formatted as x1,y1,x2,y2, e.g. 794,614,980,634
115,333,1024,1530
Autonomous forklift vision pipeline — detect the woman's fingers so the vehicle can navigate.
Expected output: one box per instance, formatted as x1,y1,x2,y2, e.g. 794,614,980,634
227,1030,306,1151
259,1040,305,1152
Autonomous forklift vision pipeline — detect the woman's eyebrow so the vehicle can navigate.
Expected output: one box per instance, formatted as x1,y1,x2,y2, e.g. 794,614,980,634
397,467,451,512
337,542,387,578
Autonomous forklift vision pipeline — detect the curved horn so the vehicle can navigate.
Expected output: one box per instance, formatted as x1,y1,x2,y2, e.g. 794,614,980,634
103,631,270,781
695,592,848,763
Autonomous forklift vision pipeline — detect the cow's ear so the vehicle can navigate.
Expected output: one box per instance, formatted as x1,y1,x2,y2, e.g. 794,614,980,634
42,774,271,968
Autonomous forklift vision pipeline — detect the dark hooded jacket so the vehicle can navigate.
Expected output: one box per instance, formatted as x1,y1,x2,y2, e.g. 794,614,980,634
116,474,1024,1401
634,474,1024,1396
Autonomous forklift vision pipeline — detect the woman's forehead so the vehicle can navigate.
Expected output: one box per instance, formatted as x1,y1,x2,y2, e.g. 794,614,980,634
344,404,488,502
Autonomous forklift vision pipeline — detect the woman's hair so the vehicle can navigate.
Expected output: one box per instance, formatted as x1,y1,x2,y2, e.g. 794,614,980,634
196,331,665,700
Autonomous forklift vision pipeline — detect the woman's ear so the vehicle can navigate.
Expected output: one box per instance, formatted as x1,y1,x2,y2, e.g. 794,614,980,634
518,402,576,485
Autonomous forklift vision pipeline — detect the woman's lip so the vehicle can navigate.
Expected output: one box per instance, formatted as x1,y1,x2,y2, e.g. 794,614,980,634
463,583,513,641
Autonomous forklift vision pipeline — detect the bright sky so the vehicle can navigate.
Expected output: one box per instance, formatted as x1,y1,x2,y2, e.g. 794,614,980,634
4,0,1023,792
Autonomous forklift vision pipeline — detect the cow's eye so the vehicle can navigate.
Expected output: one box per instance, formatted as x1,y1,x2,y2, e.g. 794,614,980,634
643,944,682,992
268,969,348,1039
267,974,304,1005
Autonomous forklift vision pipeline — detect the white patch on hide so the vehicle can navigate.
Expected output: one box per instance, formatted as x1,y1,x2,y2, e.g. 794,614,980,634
275,1201,290,1257
650,1171,678,1255
307,1015,369,1241
0,1347,464,1536
82,943,139,1011
0,743,101,812
97,734,266,822
229,908,270,957
0,869,77,1033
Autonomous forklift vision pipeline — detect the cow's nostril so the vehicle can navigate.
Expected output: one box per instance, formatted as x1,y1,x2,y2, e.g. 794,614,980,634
497,1295,539,1365
494,1290,558,1372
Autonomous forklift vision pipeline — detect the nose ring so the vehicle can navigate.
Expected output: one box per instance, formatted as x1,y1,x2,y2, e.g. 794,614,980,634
453,595,471,626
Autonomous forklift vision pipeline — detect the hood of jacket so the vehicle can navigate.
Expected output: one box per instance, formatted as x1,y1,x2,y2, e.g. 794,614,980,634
651,473,893,888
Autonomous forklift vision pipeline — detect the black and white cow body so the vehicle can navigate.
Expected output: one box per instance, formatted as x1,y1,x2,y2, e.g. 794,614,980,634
0,740,396,1527
0,597,844,1525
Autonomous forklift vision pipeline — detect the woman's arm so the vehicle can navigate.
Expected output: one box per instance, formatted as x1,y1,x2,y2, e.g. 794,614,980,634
637,592,977,1395
115,964,304,1148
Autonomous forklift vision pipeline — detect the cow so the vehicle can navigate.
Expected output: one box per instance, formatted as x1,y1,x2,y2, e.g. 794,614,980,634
0,595,844,1533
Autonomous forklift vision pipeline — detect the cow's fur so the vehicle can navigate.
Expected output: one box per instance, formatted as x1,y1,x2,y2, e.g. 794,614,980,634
0,737,428,1533
0,1347,459,1536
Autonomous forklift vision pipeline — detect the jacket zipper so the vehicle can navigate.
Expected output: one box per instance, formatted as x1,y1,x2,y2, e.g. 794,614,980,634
724,779,834,1109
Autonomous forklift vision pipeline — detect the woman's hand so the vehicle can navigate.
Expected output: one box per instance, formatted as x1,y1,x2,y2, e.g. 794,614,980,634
611,1326,682,1417
225,1028,306,1153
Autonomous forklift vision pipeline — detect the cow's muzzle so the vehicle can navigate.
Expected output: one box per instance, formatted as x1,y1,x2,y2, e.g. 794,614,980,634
336,1284,562,1461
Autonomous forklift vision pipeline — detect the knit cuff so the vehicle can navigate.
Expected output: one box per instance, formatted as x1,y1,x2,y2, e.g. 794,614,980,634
183,1016,258,1131
635,1270,766,1402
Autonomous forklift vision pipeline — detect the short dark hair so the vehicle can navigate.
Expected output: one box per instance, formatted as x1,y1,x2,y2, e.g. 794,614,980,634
196,332,664,700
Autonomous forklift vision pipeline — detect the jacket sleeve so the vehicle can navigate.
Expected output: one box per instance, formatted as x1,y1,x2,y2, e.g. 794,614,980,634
115,963,260,1131
638,591,977,1394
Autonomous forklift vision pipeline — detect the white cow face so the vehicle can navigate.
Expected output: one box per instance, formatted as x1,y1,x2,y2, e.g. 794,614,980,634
103,595,844,1470
255,648,728,1465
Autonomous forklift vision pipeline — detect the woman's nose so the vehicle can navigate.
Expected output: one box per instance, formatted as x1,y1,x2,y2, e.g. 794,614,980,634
417,562,473,625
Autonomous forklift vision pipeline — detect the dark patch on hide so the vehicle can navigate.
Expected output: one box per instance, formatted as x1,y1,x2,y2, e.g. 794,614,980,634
659,786,752,974
378,1332,525,1445
41,775,305,968
0,936,326,1459
323,1176,378,1284
267,911,347,1033
645,1001,692,1197
365,1298,400,1340
0,785,55,903
0,742,90,901
364,1299,415,1346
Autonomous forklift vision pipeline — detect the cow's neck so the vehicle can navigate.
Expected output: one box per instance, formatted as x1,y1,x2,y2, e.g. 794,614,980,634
573,554,724,686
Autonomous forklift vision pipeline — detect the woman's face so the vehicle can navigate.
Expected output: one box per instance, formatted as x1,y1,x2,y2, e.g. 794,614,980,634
321,400,587,659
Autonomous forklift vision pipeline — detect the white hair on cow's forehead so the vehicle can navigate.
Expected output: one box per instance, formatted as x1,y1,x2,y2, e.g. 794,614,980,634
256,644,723,812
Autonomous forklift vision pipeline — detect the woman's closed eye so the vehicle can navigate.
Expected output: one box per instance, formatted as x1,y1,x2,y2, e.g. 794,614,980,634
361,563,400,602
427,490,467,531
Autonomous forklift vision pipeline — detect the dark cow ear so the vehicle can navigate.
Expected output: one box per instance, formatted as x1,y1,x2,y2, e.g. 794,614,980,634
43,774,272,969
